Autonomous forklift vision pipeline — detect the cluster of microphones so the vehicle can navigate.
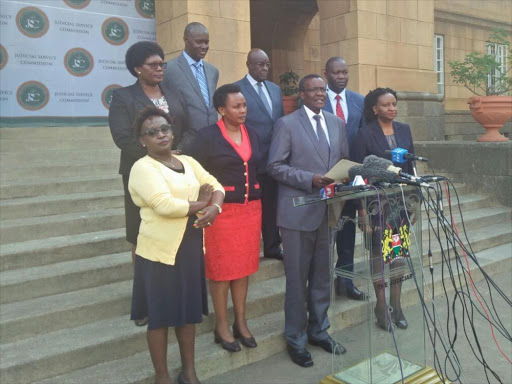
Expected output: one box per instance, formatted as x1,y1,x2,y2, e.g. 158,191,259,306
320,148,439,198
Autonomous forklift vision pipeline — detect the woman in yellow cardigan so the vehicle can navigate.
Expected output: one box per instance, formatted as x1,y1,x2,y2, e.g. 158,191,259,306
129,107,224,384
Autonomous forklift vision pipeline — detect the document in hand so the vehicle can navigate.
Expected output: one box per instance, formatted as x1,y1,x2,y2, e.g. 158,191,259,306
325,159,361,182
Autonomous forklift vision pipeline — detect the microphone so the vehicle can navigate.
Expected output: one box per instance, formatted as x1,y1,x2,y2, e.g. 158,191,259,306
385,148,428,163
363,155,422,182
319,182,370,198
349,162,429,188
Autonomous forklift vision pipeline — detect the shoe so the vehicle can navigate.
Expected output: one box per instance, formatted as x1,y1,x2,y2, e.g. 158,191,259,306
374,306,394,332
264,251,283,260
308,337,346,355
177,374,185,384
214,330,241,352
286,344,314,367
336,280,367,301
134,317,148,326
233,324,257,348
391,308,408,329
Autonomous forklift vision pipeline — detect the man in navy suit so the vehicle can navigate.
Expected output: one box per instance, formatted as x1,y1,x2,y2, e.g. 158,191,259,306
235,49,284,260
323,57,366,301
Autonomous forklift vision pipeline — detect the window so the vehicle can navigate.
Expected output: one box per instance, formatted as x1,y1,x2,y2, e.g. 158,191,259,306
434,35,444,95
486,42,508,94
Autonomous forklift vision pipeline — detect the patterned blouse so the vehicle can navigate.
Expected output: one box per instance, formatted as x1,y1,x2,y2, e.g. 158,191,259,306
150,95,169,114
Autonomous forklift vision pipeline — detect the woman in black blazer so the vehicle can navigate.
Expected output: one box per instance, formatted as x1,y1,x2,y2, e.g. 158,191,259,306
108,41,188,326
352,87,415,332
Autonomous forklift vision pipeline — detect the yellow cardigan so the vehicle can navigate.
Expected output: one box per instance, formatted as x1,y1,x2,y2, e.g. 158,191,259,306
128,155,224,265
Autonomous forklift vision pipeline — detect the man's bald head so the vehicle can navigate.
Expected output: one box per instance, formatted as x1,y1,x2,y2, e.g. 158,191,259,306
246,48,271,82
184,22,208,37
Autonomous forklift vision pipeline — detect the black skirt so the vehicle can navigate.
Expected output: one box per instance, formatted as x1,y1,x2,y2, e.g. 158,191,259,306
130,217,208,330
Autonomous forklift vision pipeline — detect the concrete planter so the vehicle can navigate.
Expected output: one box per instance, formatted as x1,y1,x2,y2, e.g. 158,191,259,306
282,95,298,115
468,96,512,142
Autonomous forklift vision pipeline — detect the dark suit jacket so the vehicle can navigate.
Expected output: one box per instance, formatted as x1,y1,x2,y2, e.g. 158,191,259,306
323,88,364,154
268,107,349,231
108,80,188,175
189,123,262,204
234,76,284,173
351,119,416,175
163,53,219,152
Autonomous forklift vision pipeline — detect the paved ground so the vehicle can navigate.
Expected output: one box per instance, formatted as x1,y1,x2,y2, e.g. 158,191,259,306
205,271,512,384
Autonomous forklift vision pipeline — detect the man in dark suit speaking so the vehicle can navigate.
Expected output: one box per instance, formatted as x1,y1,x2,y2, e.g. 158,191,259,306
164,22,219,152
323,57,366,301
234,49,284,260
268,75,349,367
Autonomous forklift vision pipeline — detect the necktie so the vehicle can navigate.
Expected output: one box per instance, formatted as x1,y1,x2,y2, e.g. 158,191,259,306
313,114,330,165
194,62,210,108
257,82,272,116
335,95,346,123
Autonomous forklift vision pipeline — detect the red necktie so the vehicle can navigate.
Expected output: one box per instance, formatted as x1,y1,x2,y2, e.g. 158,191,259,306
335,95,346,123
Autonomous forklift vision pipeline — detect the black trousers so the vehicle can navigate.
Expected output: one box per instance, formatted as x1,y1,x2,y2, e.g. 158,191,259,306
335,201,356,287
257,173,281,257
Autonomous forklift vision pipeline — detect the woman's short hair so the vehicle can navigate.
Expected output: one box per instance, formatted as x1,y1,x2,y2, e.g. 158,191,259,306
363,87,398,122
133,107,173,137
125,41,164,78
213,83,242,112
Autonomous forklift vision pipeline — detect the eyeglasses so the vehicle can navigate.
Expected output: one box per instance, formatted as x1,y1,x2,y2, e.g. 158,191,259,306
143,62,167,70
252,61,271,68
141,124,172,137
303,87,327,94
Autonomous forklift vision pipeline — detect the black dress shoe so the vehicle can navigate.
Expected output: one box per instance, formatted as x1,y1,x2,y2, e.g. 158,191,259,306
309,337,346,355
391,308,408,329
214,330,241,352
286,344,314,367
345,286,367,301
264,251,283,260
233,324,257,348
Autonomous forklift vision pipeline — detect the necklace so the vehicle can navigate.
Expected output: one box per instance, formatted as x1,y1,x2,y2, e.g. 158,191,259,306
150,155,181,170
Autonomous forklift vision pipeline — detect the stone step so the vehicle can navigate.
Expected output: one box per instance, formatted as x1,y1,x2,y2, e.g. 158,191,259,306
0,190,124,219
0,138,117,153
0,161,118,182
0,126,112,140
0,258,284,344
0,228,129,272
0,175,122,199
0,149,119,167
14,243,510,384
0,208,124,244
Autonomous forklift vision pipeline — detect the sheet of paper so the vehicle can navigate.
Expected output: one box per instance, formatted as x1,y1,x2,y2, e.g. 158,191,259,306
325,159,361,182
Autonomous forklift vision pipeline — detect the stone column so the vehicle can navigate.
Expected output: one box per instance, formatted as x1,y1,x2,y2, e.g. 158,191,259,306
317,0,437,95
155,0,251,85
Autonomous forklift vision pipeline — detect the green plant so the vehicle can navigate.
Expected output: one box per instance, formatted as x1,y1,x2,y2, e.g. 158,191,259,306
449,28,512,96
279,70,300,96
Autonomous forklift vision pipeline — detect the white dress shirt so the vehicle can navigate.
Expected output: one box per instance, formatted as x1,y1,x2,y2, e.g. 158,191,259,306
304,106,330,145
246,73,273,112
326,86,349,122
182,50,204,78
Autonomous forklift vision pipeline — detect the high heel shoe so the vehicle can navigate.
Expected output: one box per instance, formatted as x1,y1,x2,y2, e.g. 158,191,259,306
233,324,257,348
374,306,394,332
391,307,408,329
214,330,241,352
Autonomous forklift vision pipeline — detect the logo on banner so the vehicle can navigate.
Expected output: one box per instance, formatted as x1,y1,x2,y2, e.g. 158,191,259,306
135,0,155,18
63,0,91,9
102,18,129,46
0,45,7,70
17,81,50,111
16,7,49,38
64,48,94,77
101,84,122,109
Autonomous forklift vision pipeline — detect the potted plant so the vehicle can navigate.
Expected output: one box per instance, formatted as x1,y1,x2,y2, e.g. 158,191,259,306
449,28,512,142
279,70,300,115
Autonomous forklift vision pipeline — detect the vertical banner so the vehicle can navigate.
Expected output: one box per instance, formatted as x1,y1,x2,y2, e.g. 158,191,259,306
0,0,156,123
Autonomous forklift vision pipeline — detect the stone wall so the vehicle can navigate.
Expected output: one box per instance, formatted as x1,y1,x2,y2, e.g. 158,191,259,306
396,92,445,141
444,111,512,141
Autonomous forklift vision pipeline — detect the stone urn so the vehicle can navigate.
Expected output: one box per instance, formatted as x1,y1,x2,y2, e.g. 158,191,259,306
468,96,512,142
282,95,299,115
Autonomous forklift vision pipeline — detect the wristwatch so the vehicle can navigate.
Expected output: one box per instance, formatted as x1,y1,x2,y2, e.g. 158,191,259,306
212,203,222,214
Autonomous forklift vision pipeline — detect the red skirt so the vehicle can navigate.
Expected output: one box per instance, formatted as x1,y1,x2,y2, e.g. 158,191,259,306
204,200,261,281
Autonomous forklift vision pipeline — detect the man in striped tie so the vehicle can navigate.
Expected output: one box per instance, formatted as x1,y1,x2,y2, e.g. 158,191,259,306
164,22,219,153
323,56,366,301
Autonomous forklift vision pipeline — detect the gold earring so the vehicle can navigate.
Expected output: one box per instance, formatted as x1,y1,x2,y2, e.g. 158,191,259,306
137,72,141,74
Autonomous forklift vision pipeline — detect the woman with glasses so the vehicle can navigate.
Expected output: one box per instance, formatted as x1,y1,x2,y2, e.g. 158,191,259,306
109,41,188,327
129,107,224,384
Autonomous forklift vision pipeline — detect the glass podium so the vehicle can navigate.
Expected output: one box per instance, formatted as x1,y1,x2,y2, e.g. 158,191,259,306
294,186,433,384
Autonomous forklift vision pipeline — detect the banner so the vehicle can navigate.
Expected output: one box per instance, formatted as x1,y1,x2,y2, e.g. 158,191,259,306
0,0,156,123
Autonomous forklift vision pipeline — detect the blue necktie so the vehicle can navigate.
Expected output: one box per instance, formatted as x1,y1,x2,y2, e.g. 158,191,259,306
257,82,272,116
313,114,330,165
194,62,210,108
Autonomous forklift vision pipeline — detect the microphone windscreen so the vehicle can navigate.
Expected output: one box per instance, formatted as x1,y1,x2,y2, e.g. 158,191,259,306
363,155,393,168
348,165,365,180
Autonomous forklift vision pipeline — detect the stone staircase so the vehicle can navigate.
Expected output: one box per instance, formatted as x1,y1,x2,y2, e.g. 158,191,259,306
0,127,511,384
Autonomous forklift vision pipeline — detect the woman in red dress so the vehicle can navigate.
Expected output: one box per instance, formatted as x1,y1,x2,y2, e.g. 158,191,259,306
190,84,262,352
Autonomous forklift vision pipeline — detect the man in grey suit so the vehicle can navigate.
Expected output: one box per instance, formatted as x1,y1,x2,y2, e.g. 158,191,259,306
234,49,284,260
163,22,219,152
268,74,349,367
